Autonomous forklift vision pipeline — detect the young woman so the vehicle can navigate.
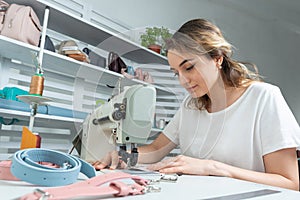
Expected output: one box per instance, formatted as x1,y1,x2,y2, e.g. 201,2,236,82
93,19,300,190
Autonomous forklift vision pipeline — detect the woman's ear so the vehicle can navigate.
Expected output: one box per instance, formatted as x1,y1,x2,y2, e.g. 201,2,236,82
214,56,223,69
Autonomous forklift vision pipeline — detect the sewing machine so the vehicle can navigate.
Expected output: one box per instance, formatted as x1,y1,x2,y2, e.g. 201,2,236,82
78,85,156,167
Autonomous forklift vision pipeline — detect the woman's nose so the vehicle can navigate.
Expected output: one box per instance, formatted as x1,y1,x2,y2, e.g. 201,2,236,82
178,73,190,86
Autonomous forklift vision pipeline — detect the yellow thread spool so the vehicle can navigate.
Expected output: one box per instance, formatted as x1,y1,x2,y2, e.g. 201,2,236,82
29,74,44,96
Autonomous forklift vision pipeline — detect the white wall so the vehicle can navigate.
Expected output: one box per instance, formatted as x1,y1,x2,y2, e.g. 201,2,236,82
89,0,300,122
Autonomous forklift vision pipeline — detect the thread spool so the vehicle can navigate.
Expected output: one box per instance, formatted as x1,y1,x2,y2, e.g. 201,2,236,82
29,74,44,96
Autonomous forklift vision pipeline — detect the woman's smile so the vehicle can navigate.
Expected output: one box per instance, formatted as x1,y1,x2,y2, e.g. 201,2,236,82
186,85,198,93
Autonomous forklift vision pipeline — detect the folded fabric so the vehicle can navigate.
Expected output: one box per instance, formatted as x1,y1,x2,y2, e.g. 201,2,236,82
0,87,29,101
0,98,87,120
58,40,90,63
58,40,78,54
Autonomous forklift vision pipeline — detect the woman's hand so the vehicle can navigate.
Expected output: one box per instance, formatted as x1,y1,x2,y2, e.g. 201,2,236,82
147,155,212,175
91,150,127,170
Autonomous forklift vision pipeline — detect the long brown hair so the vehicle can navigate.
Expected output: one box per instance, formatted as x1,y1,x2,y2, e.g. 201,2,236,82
166,19,262,110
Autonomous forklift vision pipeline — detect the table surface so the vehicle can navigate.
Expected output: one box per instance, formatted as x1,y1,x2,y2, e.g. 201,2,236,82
1,170,300,200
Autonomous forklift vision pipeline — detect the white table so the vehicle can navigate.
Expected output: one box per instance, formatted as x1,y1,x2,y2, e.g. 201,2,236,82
1,171,300,200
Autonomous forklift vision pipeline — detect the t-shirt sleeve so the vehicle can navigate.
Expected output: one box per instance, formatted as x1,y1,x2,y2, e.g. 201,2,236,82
260,86,300,155
162,106,182,145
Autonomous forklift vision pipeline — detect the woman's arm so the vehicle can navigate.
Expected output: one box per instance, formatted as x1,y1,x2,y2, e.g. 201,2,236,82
138,132,177,164
149,148,299,191
212,148,299,190
93,133,176,169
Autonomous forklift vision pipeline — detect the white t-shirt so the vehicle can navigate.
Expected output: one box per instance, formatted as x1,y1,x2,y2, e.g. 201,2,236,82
163,82,300,172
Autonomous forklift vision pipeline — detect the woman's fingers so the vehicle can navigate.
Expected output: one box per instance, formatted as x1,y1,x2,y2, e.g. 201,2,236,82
92,151,114,170
119,160,128,169
159,166,183,174
91,150,130,170
147,157,178,170
110,151,128,170
93,162,107,170
110,151,121,169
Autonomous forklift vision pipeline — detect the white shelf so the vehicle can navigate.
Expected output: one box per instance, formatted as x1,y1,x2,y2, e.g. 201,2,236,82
0,0,179,157
42,49,174,95
8,0,169,65
2,0,174,95
0,35,39,63
0,108,83,126
0,36,174,95
0,141,71,150
42,50,122,88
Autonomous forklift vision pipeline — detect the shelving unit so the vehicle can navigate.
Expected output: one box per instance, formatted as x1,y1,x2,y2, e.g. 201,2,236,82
0,0,182,157
0,36,39,64
9,0,169,65
0,35,174,96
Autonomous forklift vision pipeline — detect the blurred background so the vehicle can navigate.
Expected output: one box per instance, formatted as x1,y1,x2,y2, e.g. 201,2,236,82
86,0,300,123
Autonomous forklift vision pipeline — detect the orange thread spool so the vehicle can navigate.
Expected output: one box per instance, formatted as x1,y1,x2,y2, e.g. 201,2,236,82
29,74,44,96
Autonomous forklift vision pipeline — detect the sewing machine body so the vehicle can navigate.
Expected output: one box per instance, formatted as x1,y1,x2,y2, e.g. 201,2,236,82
80,85,156,163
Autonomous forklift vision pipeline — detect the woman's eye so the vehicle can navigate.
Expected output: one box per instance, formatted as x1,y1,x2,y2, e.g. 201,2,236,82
186,64,195,71
174,72,179,77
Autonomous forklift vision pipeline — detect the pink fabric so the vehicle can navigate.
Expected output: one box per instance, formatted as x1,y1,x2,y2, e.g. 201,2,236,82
20,172,149,200
0,160,19,181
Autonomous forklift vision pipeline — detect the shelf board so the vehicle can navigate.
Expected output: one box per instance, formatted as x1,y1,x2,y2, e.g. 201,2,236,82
0,35,39,64
9,0,169,65
42,50,174,95
42,50,122,88
0,36,174,96
0,108,83,124
0,142,71,152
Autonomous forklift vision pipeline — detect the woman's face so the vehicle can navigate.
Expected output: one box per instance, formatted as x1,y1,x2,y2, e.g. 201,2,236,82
167,50,221,98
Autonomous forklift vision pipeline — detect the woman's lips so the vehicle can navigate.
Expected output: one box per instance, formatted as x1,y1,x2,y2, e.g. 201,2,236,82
187,85,198,92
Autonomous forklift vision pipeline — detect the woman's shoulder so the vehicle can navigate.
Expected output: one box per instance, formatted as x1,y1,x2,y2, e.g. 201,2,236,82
247,81,281,95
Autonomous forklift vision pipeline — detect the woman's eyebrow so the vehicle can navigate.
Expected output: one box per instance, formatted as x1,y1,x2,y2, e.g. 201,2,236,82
179,58,193,67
